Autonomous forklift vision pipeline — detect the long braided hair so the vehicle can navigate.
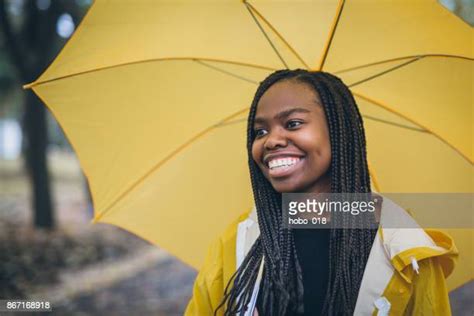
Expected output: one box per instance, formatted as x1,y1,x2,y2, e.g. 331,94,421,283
216,69,377,315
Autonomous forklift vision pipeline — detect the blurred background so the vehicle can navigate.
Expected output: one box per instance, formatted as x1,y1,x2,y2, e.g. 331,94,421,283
0,0,196,315
0,0,472,315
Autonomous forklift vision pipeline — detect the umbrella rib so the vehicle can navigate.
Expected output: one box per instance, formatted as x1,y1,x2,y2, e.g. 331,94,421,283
244,2,289,69
93,107,250,222
362,114,427,133
317,0,345,71
348,56,422,88
334,54,474,74
23,57,276,89
194,60,259,84
214,117,247,128
244,1,309,69
353,91,473,165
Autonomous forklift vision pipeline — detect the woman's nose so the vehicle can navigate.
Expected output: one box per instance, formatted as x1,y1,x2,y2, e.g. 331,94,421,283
264,129,288,150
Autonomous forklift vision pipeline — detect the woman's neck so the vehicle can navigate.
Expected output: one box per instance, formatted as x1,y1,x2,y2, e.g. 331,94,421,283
305,172,331,194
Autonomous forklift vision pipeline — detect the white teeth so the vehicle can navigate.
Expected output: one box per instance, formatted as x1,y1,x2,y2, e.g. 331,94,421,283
268,157,300,169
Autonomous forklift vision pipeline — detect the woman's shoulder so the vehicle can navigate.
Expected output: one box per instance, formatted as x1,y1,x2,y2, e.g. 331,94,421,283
376,196,458,277
184,209,257,316
197,208,257,283
356,227,457,315
220,208,255,245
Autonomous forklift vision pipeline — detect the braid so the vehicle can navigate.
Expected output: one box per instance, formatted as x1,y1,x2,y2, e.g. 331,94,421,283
217,69,377,316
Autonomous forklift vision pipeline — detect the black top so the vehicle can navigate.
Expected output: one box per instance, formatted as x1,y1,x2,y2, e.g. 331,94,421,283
256,229,330,315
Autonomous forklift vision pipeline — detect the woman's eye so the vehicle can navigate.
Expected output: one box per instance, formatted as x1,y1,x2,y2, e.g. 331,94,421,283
254,128,268,138
287,120,303,129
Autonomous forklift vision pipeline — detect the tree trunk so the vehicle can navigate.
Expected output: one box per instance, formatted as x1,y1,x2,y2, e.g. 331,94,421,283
23,91,55,228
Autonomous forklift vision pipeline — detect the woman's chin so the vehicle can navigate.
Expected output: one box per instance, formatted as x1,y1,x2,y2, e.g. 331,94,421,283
271,181,303,194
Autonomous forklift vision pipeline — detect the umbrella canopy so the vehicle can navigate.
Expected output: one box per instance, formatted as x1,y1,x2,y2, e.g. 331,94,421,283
26,0,472,290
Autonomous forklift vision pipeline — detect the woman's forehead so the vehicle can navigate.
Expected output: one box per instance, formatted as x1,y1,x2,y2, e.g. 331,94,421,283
256,80,322,116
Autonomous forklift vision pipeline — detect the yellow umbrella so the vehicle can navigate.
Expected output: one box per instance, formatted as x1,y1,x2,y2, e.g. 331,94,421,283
25,0,472,290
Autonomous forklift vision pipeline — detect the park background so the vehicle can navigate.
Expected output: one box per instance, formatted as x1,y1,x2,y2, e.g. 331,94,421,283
0,0,472,315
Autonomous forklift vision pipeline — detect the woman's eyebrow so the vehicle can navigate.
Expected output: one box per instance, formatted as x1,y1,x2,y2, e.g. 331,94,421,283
254,107,311,125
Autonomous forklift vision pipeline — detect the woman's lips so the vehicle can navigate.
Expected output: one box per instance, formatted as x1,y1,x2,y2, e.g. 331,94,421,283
267,157,303,178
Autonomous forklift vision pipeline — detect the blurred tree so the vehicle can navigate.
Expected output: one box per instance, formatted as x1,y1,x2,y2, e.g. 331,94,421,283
0,0,86,229
439,0,474,26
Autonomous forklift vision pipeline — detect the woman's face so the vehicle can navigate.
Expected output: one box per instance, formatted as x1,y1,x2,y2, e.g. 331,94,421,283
251,80,331,193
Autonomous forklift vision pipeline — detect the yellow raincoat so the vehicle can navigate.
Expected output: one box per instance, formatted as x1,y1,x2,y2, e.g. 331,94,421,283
185,201,458,316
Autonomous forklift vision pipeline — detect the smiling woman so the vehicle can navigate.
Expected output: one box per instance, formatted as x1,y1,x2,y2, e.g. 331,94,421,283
251,80,331,194
185,70,457,316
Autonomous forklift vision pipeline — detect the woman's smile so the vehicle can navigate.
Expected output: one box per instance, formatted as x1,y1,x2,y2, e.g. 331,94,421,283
265,155,304,178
